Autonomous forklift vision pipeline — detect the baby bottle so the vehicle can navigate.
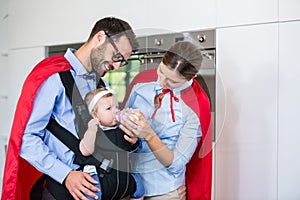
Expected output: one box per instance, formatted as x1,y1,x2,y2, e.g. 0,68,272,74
116,108,139,123
116,110,125,123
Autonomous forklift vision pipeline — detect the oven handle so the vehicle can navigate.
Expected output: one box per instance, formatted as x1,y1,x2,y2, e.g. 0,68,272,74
202,51,214,60
127,50,215,62
127,54,164,61
127,54,165,63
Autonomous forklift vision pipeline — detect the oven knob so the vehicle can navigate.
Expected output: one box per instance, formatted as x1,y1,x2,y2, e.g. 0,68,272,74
197,34,206,43
155,39,163,46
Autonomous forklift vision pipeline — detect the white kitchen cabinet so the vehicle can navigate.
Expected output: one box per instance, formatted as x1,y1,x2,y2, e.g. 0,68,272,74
215,24,278,200
216,0,278,27
8,0,216,49
279,0,300,22
0,0,9,136
278,21,300,200
143,0,216,33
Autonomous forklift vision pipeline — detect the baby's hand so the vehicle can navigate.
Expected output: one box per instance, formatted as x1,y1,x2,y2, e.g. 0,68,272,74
87,118,99,132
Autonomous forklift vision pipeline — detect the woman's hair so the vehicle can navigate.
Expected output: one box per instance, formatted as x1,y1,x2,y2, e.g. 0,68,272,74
88,17,139,51
85,87,113,108
162,41,203,80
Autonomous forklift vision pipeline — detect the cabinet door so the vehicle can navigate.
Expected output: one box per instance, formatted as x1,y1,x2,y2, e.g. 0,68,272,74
279,0,300,21
144,0,216,33
0,0,9,136
215,24,278,200
216,0,277,27
278,21,300,200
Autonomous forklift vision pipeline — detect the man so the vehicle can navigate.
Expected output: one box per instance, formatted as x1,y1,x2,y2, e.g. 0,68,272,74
1,17,138,200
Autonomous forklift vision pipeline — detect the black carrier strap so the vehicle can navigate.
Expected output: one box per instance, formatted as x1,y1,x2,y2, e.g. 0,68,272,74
46,117,102,166
97,76,106,89
45,70,113,171
59,71,92,138
42,71,114,199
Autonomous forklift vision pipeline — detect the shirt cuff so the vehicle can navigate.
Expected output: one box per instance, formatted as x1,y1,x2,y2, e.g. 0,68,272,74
166,152,187,177
47,160,74,184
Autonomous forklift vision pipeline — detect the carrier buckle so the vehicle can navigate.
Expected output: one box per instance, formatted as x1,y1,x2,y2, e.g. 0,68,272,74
100,158,113,173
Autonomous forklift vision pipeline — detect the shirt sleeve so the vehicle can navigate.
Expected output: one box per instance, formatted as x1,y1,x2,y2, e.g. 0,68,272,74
20,74,75,184
123,84,137,109
166,108,202,177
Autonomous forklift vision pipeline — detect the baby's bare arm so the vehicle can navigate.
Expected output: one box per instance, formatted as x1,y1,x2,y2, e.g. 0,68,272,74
79,118,99,156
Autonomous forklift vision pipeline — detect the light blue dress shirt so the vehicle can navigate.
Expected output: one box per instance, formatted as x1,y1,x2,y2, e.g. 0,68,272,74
124,79,202,196
19,48,102,184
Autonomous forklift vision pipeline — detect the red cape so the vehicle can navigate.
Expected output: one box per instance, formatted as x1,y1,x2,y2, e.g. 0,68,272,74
1,55,72,200
123,68,212,200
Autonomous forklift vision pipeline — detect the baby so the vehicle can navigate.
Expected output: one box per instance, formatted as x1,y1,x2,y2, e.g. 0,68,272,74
79,87,144,200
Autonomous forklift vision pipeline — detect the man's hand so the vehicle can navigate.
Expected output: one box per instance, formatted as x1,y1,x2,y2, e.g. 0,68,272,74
65,170,100,200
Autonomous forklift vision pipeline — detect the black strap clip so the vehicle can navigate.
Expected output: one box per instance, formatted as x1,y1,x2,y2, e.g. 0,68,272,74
99,158,114,173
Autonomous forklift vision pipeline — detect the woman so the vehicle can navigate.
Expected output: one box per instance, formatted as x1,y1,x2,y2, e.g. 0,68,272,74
120,41,212,200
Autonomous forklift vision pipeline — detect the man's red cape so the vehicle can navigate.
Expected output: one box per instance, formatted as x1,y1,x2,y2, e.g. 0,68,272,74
123,68,212,200
1,55,72,200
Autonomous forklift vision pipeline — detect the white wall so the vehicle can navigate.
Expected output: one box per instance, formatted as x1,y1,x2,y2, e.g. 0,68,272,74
0,0,9,194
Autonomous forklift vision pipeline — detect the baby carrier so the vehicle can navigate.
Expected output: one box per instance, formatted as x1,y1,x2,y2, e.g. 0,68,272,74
37,71,137,200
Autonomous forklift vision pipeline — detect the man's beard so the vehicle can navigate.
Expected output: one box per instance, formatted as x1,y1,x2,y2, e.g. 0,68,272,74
90,45,112,77
95,61,114,77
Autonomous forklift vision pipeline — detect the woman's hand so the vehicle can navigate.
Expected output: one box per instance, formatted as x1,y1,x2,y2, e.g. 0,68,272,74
124,134,139,145
177,185,186,200
120,109,174,167
120,109,156,140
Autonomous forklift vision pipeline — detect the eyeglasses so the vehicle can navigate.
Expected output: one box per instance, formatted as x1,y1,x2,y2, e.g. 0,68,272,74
105,32,128,67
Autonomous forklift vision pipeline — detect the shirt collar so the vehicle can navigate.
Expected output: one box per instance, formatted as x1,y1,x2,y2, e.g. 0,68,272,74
154,77,193,96
64,48,89,76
